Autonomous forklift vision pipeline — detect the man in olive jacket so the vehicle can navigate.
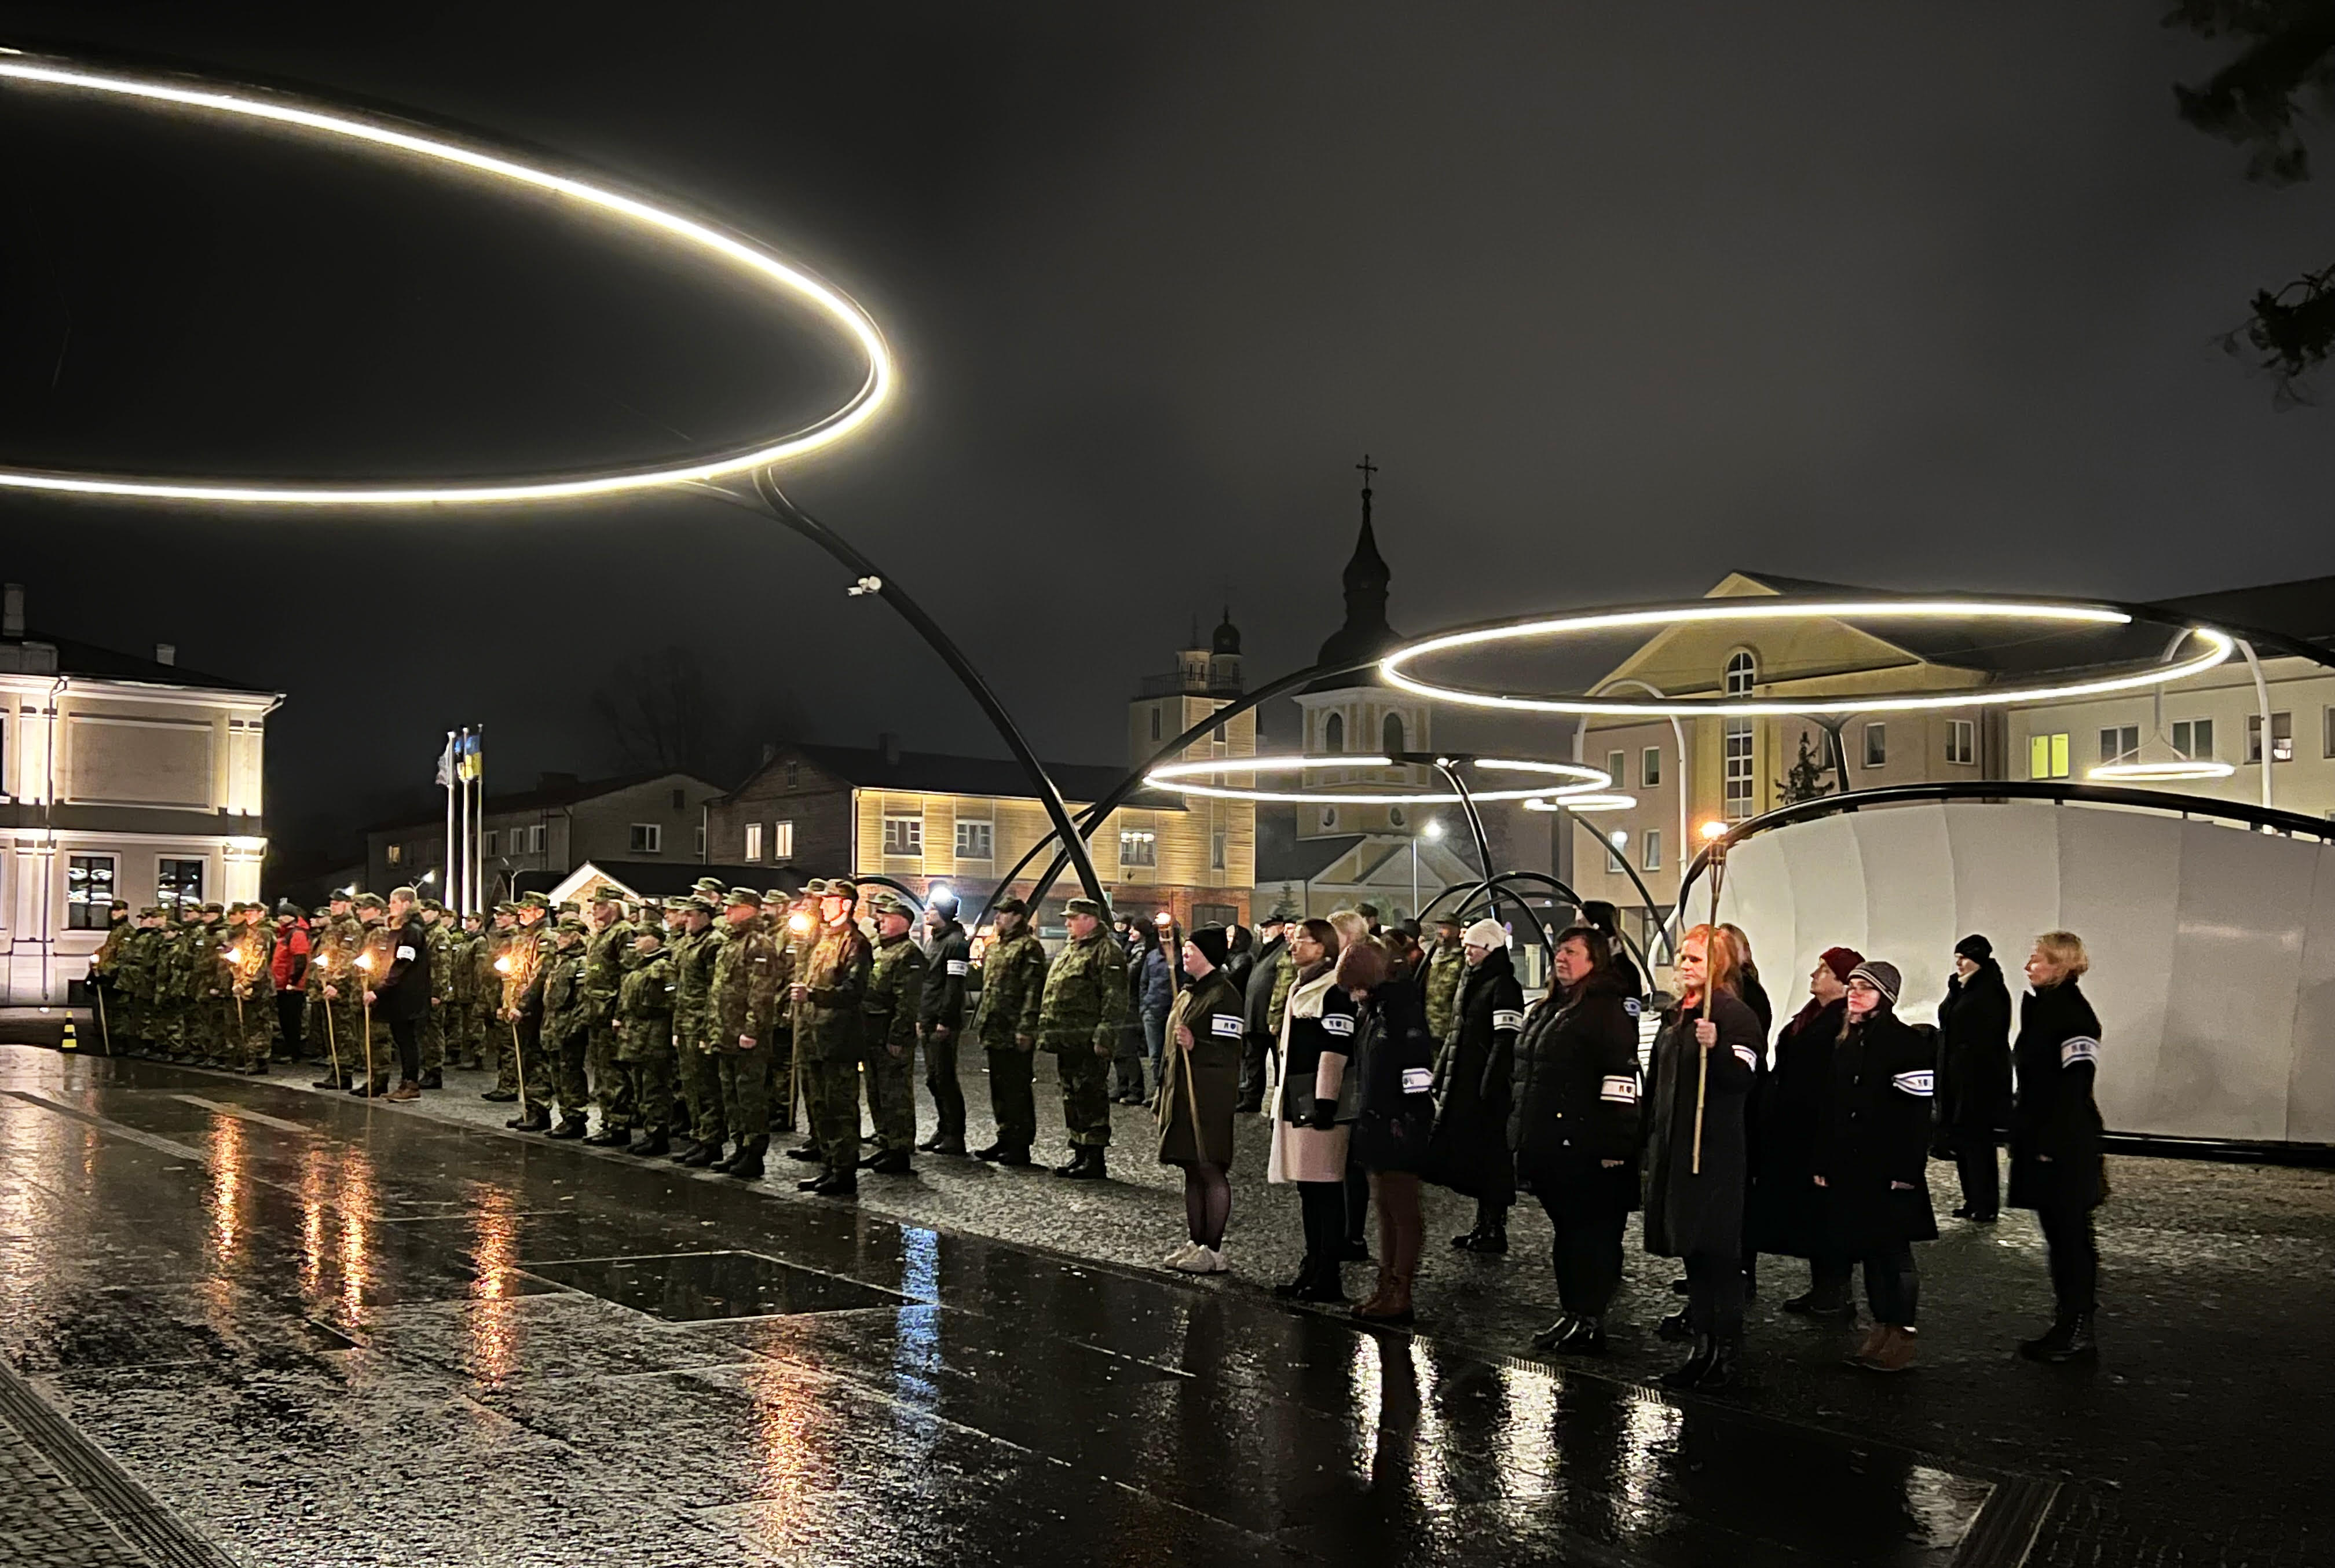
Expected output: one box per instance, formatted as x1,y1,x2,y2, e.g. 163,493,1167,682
971,897,1047,1165
792,880,872,1196
1039,896,1128,1180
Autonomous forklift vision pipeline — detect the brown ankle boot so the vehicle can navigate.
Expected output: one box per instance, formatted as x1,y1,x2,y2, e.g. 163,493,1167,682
1844,1323,1887,1366
1858,1324,1917,1372
1350,1265,1393,1318
1356,1272,1414,1325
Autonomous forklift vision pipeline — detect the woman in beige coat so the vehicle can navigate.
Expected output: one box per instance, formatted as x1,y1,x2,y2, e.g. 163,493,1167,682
1267,918,1354,1303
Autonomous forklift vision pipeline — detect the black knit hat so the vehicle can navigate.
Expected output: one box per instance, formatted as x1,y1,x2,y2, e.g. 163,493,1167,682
1955,933,1993,963
1188,925,1231,969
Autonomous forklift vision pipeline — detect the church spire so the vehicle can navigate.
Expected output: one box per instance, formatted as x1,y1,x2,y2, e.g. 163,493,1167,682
1306,455,1398,686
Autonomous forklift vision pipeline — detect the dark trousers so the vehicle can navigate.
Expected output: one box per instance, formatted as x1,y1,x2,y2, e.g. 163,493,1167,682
1809,1253,1853,1306
388,1016,420,1083
1534,1181,1627,1317
1299,1179,1346,1271
1684,1249,1745,1341
1344,1157,1371,1245
923,1028,965,1141
986,1046,1035,1151
273,991,303,1060
1861,1241,1919,1325
2038,1200,2098,1315
1239,1031,1271,1107
1954,1129,2001,1217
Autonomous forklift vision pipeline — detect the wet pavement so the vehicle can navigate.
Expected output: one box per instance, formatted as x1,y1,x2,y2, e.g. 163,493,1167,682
0,1044,2327,1567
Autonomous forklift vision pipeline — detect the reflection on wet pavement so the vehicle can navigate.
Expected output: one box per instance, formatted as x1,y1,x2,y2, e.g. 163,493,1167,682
0,1046,2008,1566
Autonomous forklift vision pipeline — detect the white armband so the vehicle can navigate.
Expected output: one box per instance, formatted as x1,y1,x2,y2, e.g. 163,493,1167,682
2060,1036,2099,1067
1891,1069,1934,1097
395,946,416,962
1401,1067,1434,1093
946,959,968,976
1210,1014,1243,1038
1492,1008,1524,1031
1320,1013,1355,1037
1732,1044,1758,1069
1600,1075,1638,1104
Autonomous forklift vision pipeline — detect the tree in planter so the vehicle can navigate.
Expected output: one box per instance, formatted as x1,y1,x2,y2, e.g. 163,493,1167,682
1776,732,1833,805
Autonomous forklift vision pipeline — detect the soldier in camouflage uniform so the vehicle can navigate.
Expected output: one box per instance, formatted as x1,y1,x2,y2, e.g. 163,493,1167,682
444,910,483,1071
761,888,800,1137
580,891,638,1144
861,891,926,1174
1425,915,1466,1045
790,879,872,1196
343,895,397,1094
617,903,678,1156
916,891,973,1156
971,896,1048,1165
668,897,727,1165
312,895,365,1088
707,888,784,1180
414,899,454,1086
480,904,522,1097
185,901,231,1069
499,893,557,1128
777,879,830,1157
114,909,159,1056
161,906,199,1061
87,900,131,1055
1038,895,1128,1180
222,902,275,1074
537,917,592,1137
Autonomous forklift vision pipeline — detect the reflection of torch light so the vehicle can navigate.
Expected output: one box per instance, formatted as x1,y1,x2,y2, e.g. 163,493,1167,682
788,913,811,936
493,955,511,973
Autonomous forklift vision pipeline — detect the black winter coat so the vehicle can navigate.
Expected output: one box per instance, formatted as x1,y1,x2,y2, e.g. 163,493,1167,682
1812,1009,1939,1252
918,919,972,1032
1507,970,1642,1203
1937,962,2012,1134
373,914,433,1023
1643,988,1762,1259
1279,972,1359,1127
1425,947,1523,1202
1242,935,1287,1046
2007,979,2106,1211
1348,975,1438,1173
1746,996,1844,1258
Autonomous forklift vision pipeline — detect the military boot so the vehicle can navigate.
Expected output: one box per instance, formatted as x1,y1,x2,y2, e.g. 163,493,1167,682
418,1069,442,1090
1659,1336,1716,1391
627,1128,671,1157
546,1115,588,1140
865,1148,911,1175
724,1137,767,1181
581,1124,630,1147
313,1071,349,1091
508,1106,551,1132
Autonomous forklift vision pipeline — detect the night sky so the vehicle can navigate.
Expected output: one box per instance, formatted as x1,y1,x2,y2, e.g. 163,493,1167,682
0,3,2325,868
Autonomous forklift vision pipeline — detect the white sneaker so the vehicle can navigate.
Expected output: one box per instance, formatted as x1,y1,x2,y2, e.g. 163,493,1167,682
1199,1246,1229,1274
1162,1241,1200,1269
1174,1245,1227,1275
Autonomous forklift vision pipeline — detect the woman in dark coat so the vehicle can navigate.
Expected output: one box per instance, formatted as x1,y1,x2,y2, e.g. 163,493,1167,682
1811,961,1938,1373
1645,924,1763,1391
2008,931,2106,1362
1511,925,1642,1356
1748,946,1862,1316
1429,919,1524,1252
1937,933,2012,1223
1718,924,1773,1298
1156,925,1247,1274
1339,940,1437,1324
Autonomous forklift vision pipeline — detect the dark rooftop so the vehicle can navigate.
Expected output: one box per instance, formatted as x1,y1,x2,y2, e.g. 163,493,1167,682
738,743,1183,811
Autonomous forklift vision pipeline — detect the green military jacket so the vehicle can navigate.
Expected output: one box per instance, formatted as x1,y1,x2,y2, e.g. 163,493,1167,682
229,923,275,1000
671,925,722,1038
1267,944,1298,1036
583,915,635,1025
709,919,782,1051
796,922,871,1064
185,919,227,1006
541,943,587,1041
1036,930,1128,1056
971,928,1047,1050
121,927,162,1002
89,918,131,981
864,932,925,1057
1425,941,1466,1044
618,943,675,1024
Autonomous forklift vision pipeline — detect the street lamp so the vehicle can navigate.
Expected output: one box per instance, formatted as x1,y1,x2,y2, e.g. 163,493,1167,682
1412,817,1444,918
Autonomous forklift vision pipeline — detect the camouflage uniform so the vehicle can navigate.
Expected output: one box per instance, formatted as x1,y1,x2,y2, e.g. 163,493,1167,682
87,906,131,1054
115,915,159,1055
670,911,727,1152
862,901,926,1160
415,907,453,1079
224,910,275,1072
351,906,398,1092
185,906,231,1067
501,903,557,1122
708,897,784,1155
315,911,365,1081
1425,938,1466,1045
970,910,1048,1155
616,926,676,1145
796,908,873,1173
583,904,637,1137
539,924,592,1131
1037,900,1128,1152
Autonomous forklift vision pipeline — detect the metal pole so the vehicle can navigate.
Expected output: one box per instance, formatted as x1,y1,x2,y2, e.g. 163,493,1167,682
444,729,456,912
2239,639,2275,809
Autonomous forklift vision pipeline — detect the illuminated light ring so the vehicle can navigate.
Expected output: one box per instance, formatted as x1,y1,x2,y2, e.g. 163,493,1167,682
1378,600,2236,717
2088,759,2237,782
1522,793,1636,813
1144,754,1610,806
0,50,890,505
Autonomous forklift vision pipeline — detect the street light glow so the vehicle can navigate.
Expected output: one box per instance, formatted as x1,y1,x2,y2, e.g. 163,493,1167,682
1521,793,1637,813
0,50,891,505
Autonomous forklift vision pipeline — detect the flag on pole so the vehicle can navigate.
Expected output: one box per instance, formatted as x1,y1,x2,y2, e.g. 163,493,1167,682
435,732,456,789
458,731,483,781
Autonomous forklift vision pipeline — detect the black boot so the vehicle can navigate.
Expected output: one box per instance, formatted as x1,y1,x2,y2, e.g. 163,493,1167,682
1694,1336,1741,1390
866,1148,911,1175
481,1088,518,1102
1273,1258,1322,1300
2019,1311,2097,1363
582,1125,630,1147
810,1167,859,1197
711,1141,745,1173
418,1069,442,1089
546,1115,588,1140
785,1143,825,1163
1461,1218,1508,1255
1659,1335,1717,1390
1450,1228,1484,1251
1055,1147,1106,1180
1784,1290,1854,1318
725,1137,767,1181
1656,1310,1694,1342
1670,1275,1692,1295
797,1168,832,1191
508,1107,550,1132
915,1131,946,1152
929,1135,967,1156
313,1072,349,1091
1554,1315,1608,1355
672,1140,715,1166
628,1129,671,1157
1529,1316,1576,1353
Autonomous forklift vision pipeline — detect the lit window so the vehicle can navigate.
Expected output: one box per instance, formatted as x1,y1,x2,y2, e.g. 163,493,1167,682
1119,829,1157,867
955,820,992,860
67,854,115,930
1641,829,1662,872
1605,829,1626,874
744,822,764,862
386,843,405,867
772,820,794,860
2098,726,2139,766
630,823,663,854
2028,732,2071,780
1946,719,1975,767
1863,723,1887,768
2249,712,2294,764
158,857,204,911
2175,719,2215,761
1324,713,1344,753
1641,748,1661,788
883,814,923,857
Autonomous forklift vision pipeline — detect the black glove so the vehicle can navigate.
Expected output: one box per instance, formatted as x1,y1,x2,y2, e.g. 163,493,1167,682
1307,1099,1337,1131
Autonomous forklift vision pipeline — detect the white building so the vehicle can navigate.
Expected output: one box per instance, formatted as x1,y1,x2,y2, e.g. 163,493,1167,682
0,585,281,1003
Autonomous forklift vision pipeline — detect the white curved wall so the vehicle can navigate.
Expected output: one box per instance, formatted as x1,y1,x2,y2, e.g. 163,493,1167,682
1714,800,2335,1145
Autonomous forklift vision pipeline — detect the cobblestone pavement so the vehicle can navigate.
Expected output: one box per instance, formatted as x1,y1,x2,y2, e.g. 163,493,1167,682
0,1407,156,1568
5,1042,2331,1566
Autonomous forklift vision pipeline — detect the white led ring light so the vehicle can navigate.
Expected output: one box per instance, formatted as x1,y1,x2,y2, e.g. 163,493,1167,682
0,50,891,505
1522,793,1636,813
2088,758,2237,782
1145,755,1611,806
1378,600,2235,717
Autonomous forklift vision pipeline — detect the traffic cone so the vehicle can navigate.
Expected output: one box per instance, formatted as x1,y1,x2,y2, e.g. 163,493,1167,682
62,1020,78,1052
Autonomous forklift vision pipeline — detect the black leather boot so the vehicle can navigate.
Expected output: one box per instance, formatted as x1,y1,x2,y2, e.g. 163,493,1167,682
2019,1311,2097,1363
675,1141,719,1167
1554,1315,1608,1355
711,1141,745,1173
866,1148,912,1175
627,1129,670,1157
724,1137,766,1181
1656,1310,1694,1342
810,1167,858,1197
1659,1336,1716,1390
582,1125,630,1147
546,1115,588,1140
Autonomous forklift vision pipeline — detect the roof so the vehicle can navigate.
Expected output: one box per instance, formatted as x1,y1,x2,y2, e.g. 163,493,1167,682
2153,574,2335,648
367,770,724,835
0,632,275,695
735,743,1183,811
1721,571,2172,680
527,860,806,902
1304,501,1401,693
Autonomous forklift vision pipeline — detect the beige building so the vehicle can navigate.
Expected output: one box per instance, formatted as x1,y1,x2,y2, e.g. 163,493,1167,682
365,770,727,901
0,586,281,1003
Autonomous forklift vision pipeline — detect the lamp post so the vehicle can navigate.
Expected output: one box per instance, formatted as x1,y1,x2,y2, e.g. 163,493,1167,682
1412,817,1443,918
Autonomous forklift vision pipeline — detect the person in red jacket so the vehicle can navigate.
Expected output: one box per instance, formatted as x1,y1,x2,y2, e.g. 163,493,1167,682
271,906,312,1063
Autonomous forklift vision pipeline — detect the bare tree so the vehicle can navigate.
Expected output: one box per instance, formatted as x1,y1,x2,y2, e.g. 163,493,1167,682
592,645,728,780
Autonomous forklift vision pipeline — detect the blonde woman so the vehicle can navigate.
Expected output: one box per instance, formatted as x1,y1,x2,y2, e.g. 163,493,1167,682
1267,918,1352,1303
2010,930,2104,1363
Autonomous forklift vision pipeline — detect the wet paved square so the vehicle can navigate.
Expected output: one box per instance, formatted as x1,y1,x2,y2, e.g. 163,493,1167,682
520,1249,913,1320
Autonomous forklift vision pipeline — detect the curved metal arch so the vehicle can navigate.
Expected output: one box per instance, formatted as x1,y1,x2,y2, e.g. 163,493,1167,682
851,874,927,915
1456,869,1659,997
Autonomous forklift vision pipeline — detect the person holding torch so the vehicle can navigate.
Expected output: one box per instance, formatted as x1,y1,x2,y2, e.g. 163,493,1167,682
363,886,432,1103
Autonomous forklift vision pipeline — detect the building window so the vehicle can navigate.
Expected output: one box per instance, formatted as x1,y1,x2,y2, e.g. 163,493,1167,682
1606,750,1626,790
1150,709,1162,742
385,843,405,867
1605,829,1627,874
526,825,546,854
1723,652,1755,818
1213,720,1228,744
785,761,800,789
1863,723,1888,768
630,823,663,854
1211,830,1227,871
1319,807,1338,830
744,822,764,862
2175,718,2216,761
1641,829,1662,872
158,857,204,912
1323,713,1344,753
1946,719,1975,767
694,823,707,859
883,814,923,857
955,820,993,860
484,829,501,857
2098,726,2139,767
1641,748,1661,788
1119,829,1157,867
772,820,794,860
671,787,686,809
1389,805,1406,828
66,854,115,930
1383,713,1404,753
2028,732,2071,780
2248,712,2294,764
1725,651,1755,698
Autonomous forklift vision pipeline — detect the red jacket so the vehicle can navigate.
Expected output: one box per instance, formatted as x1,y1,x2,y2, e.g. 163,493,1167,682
272,920,311,988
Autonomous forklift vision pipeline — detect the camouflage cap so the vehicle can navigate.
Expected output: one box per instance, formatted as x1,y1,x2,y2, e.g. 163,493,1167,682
590,886,624,906
493,900,518,915
1063,896,1107,920
517,892,550,910
867,891,913,919
825,878,859,904
638,896,665,911
328,889,355,904
141,905,167,918
108,898,129,911
199,900,226,914
763,889,790,907
724,886,763,908
685,896,718,915
802,877,829,896
993,896,1027,916
354,892,386,910
557,900,580,915
692,876,725,895
554,915,585,934
420,897,446,913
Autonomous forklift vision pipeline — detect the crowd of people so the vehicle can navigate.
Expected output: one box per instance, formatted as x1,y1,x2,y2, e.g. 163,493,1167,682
83,882,2108,1386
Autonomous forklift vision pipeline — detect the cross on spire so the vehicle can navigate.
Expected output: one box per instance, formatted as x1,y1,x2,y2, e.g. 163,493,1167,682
1356,453,1376,527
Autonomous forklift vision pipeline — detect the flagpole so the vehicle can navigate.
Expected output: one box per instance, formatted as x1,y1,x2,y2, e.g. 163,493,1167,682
443,729,456,910
473,726,486,907
458,727,473,914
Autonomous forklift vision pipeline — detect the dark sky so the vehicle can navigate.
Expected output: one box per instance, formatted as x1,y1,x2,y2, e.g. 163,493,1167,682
0,2,2326,863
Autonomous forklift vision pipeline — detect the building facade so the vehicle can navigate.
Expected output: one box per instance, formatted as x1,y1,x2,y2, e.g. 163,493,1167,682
365,770,726,900
0,587,280,1003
